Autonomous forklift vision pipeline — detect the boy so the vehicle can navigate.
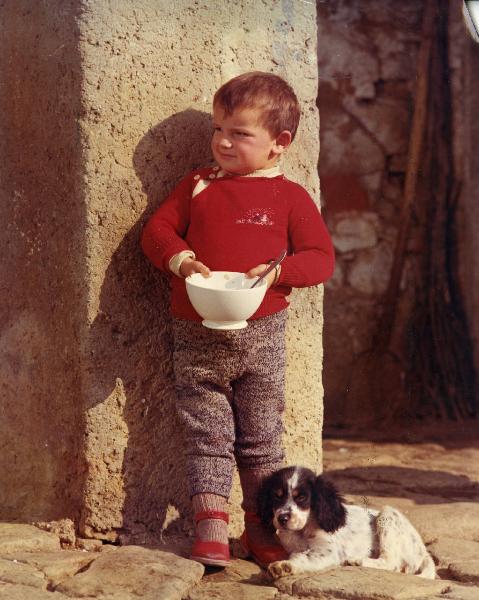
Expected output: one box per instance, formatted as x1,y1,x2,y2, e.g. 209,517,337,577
141,71,334,567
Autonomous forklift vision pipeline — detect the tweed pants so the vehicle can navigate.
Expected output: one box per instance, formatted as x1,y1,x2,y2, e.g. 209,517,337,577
172,311,287,498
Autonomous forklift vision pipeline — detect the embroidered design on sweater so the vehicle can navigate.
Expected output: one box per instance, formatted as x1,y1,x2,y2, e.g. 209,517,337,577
236,208,274,226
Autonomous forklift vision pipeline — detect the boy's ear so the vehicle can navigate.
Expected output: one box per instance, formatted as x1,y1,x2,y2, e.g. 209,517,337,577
273,130,292,155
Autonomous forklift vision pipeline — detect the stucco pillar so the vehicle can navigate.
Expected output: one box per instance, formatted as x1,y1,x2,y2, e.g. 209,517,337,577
1,0,324,541
0,0,85,523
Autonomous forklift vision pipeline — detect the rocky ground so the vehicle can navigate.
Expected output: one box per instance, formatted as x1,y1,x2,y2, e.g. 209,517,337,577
1,422,478,599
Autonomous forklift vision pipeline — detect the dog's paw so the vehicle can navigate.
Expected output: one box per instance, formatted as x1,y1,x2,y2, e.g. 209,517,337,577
268,560,294,579
345,559,363,567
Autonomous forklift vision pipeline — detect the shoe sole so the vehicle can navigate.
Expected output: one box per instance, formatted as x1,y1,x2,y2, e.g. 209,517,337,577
190,555,231,567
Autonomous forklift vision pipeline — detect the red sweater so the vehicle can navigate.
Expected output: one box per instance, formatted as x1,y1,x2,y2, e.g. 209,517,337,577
141,167,335,321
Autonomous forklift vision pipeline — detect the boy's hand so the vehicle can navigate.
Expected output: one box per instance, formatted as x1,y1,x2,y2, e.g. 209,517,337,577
180,257,211,278
245,264,278,289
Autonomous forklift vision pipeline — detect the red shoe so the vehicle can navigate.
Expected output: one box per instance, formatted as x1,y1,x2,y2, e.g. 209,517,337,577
239,512,289,568
190,510,231,567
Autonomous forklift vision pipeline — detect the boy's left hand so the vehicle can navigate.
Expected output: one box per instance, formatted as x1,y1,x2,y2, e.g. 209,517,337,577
245,264,279,289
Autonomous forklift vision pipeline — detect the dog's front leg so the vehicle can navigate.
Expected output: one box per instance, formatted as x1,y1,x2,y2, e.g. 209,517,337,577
268,548,338,579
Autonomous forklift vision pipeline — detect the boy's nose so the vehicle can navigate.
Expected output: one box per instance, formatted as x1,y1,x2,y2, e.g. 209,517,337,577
219,136,232,148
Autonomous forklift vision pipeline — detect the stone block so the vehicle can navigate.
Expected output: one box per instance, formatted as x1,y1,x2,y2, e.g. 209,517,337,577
406,503,479,544
55,546,204,600
0,524,60,555
0,557,46,589
274,566,451,599
342,96,409,157
317,7,380,99
320,111,386,175
348,242,394,296
330,212,379,253
0,584,72,600
187,581,277,600
4,551,98,588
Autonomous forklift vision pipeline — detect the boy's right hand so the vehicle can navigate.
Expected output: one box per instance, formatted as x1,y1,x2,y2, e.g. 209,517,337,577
180,257,211,278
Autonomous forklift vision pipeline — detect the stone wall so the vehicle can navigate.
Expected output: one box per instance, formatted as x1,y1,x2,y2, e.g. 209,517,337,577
317,1,424,424
318,1,478,424
0,0,324,542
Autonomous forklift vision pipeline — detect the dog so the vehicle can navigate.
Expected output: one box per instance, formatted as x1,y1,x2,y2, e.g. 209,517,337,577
258,466,435,579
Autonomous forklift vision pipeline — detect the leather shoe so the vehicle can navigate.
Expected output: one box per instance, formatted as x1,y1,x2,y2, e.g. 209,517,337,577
190,510,231,567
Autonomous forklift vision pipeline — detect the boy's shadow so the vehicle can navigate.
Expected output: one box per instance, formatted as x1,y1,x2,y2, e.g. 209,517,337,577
87,109,214,550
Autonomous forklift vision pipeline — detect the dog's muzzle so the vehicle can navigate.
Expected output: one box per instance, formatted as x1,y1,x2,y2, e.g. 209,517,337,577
277,510,291,527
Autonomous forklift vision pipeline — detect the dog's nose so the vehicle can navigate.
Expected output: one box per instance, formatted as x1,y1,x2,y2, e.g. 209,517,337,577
278,512,290,526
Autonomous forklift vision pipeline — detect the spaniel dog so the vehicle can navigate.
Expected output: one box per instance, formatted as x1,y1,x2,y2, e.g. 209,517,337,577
258,466,435,579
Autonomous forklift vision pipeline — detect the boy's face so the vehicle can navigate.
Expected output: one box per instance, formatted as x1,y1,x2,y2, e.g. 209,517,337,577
211,105,289,175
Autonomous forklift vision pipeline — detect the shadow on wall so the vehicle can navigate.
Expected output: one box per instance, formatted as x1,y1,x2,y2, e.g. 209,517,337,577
85,109,213,544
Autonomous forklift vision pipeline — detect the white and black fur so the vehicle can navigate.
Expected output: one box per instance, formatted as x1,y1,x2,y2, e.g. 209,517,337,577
258,466,435,579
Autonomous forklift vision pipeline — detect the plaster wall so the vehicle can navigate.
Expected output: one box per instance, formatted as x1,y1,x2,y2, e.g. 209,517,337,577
0,1,323,540
0,0,86,522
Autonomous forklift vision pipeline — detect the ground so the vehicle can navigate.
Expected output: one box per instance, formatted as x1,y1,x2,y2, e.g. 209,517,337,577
1,421,478,599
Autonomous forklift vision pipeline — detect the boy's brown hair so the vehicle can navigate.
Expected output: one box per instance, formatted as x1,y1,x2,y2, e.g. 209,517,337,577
213,71,301,141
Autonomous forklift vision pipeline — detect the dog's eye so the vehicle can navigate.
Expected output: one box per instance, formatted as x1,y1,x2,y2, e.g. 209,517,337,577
293,490,308,501
274,489,284,499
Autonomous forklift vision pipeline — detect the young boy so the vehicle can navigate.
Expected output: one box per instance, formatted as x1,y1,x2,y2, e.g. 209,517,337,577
141,71,334,568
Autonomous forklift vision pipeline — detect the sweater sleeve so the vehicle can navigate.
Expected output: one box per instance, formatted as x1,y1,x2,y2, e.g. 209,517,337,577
141,172,195,273
278,186,335,288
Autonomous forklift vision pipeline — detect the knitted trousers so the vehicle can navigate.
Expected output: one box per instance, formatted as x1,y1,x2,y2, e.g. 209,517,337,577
172,310,287,498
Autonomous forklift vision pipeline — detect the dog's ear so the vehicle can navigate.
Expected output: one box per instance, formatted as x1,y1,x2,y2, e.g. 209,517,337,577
257,477,274,529
312,477,346,533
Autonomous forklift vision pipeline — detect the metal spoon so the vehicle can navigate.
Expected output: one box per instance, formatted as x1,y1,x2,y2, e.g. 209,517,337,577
250,249,287,288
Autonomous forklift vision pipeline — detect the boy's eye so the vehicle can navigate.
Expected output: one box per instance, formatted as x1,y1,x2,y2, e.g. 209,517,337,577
234,131,250,137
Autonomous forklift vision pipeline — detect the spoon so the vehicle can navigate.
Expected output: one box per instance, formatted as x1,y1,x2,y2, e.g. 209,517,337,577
250,249,287,288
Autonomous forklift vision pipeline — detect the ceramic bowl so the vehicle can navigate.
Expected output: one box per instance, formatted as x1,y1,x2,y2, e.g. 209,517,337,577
185,271,267,329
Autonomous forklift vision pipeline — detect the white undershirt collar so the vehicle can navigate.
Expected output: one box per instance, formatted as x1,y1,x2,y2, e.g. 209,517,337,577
217,165,282,179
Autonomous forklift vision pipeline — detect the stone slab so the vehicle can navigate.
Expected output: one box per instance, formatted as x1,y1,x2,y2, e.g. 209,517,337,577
405,504,479,544
430,537,479,560
33,520,76,547
201,558,264,583
55,546,203,600
0,583,72,600
0,557,46,589
0,524,60,554
4,551,98,587
440,585,479,600
274,566,450,599
186,581,277,600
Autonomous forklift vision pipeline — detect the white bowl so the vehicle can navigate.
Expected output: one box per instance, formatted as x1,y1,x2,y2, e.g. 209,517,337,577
186,271,267,329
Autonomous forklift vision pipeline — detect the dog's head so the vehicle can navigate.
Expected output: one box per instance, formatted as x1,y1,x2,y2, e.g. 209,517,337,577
258,466,347,534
